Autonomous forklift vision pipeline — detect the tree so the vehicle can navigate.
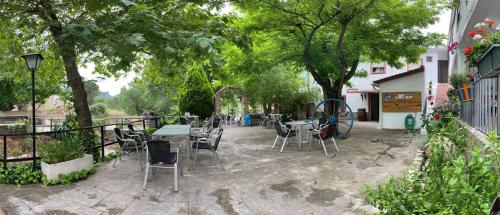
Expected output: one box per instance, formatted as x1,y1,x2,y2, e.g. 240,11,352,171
0,76,16,111
179,65,215,119
236,0,445,100
0,0,239,127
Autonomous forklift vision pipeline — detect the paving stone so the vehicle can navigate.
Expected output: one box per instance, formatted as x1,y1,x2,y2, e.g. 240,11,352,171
93,193,135,215
59,186,111,207
120,199,188,215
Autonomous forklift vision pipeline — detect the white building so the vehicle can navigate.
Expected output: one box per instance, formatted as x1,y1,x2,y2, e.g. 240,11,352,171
448,0,500,75
447,0,500,134
342,46,449,127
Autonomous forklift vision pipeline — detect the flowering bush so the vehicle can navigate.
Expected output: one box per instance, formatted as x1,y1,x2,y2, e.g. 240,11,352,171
464,18,500,68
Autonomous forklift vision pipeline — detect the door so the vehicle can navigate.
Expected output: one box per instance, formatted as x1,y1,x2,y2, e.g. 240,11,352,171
369,93,379,121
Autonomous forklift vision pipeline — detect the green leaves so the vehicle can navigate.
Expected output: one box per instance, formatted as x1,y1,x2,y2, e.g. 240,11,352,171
179,65,215,119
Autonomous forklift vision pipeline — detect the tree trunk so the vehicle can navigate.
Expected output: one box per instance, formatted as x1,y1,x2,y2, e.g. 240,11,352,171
60,51,93,128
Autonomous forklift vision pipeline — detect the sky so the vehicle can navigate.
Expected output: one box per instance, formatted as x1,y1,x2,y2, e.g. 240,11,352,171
81,9,451,96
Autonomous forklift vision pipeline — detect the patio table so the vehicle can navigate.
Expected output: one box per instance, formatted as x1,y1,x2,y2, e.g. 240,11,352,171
152,124,192,160
285,120,316,150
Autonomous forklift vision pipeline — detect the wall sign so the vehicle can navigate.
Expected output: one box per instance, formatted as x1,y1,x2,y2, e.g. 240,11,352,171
382,91,422,112
347,88,358,93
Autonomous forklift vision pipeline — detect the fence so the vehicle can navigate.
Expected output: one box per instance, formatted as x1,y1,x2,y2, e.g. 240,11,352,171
0,116,163,169
460,76,499,134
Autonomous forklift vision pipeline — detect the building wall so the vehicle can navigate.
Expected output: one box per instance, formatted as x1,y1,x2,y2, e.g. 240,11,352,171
344,47,447,118
378,72,425,129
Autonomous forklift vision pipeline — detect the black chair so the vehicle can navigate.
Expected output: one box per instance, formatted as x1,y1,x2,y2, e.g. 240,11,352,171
128,124,152,142
191,128,224,170
311,124,339,155
113,128,144,170
143,140,180,191
271,122,296,152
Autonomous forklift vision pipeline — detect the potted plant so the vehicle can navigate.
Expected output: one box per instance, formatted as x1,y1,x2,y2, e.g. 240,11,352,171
39,136,93,180
463,18,500,78
450,73,473,102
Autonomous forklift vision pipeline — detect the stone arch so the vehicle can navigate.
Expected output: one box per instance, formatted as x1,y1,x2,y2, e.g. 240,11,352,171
214,87,249,117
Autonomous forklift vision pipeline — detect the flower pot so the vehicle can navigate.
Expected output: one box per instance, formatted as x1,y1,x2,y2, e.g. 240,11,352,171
41,154,93,180
477,44,500,78
456,84,474,102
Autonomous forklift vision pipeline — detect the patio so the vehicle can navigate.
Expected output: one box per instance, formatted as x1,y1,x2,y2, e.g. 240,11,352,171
0,122,421,215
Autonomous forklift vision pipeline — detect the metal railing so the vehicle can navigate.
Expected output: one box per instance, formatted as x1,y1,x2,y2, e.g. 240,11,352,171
0,116,163,169
460,76,499,134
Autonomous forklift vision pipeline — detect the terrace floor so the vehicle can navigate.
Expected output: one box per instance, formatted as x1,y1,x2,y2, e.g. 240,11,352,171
0,121,422,215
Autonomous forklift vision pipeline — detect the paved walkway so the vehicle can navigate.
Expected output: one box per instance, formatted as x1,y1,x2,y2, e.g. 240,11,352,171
0,122,421,215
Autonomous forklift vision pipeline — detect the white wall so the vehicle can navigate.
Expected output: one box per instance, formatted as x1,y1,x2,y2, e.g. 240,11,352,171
378,72,425,129
344,47,447,118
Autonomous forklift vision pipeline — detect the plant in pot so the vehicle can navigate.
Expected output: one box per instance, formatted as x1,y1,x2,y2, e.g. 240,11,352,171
39,136,93,180
463,18,500,78
449,73,473,102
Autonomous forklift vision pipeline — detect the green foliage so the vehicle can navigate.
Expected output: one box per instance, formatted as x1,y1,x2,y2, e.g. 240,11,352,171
449,73,468,86
236,0,445,98
52,113,99,159
90,103,108,119
7,118,29,134
0,75,17,111
84,80,100,106
364,117,499,214
42,167,96,186
0,163,42,187
179,65,215,119
39,137,85,164
143,128,158,136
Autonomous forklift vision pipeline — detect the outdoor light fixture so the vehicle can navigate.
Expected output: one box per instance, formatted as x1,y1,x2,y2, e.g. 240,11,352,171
21,53,43,169
22,54,44,71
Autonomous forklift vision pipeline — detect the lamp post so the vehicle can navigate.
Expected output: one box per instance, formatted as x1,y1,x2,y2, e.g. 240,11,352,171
21,54,43,169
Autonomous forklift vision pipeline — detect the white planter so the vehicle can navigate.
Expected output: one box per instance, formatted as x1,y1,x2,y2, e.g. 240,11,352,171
41,154,93,180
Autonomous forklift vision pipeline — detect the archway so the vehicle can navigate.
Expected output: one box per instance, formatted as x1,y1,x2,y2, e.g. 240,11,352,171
214,87,249,119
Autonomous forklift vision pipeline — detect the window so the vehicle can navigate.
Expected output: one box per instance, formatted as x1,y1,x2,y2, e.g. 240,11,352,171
426,56,433,62
438,60,449,83
370,62,386,74
372,67,385,74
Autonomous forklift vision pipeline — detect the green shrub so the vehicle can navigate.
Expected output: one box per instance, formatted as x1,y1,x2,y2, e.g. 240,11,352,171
42,167,96,185
0,163,42,186
449,73,468,87
143,128,158,136
7,118,29,134
178,65,215,120
39,137,85,164
90,103,108,119
364,118,500,214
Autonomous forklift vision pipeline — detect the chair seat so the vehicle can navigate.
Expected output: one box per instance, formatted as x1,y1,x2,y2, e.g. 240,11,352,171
279,131,296,138
191,142,213,150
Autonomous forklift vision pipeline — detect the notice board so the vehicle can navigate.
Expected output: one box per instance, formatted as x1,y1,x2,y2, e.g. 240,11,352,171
382,91,422,112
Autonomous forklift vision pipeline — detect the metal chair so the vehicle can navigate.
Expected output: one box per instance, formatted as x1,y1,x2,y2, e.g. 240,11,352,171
271,122,296,152
311,124,339,156
113,128,144,170
128,124,152,143
143,140,180,191
191,128,225,170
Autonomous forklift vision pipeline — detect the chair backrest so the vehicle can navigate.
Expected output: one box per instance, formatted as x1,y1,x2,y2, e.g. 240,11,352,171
274,122,284,136
213,128,224,150
147,140,175,164
212,116,221,128
127,124,135,132
113,128,124,147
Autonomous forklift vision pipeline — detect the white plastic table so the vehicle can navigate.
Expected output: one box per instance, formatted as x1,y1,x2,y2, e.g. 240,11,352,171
285,120,316,150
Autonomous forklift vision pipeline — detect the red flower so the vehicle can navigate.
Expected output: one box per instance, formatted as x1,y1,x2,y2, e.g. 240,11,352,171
485,20,496,27
434,113,440,120
464,46,474,56
469,31,478,38
478,29,487,34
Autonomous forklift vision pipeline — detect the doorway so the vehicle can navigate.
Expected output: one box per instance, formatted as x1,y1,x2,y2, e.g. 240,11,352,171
369,93,379,121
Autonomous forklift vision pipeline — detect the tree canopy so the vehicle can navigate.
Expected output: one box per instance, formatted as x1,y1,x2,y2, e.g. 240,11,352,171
235,0,445,99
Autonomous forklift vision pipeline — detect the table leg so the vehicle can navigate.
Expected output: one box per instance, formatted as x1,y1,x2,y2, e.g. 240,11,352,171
186,136,191,160
297,125,302,150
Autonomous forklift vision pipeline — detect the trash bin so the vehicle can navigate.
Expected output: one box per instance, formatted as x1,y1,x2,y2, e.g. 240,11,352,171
147,112,157,128
244,114,250,127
